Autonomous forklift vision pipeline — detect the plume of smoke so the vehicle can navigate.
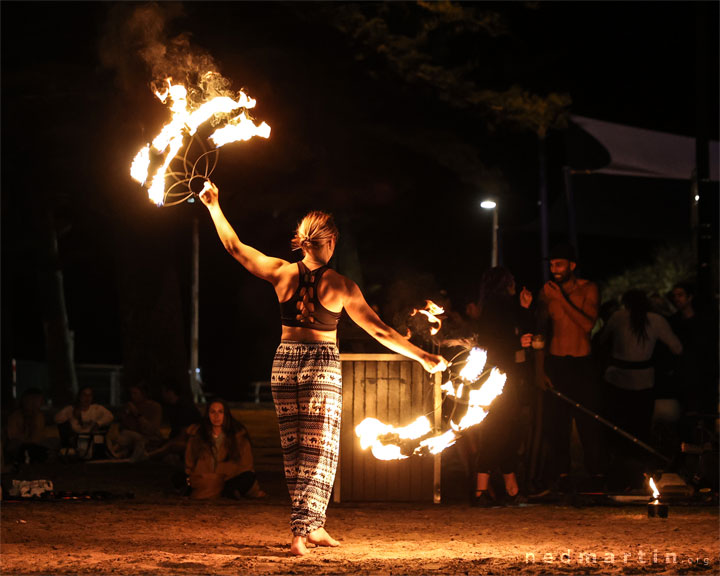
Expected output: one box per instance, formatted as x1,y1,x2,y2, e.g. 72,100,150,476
99,2,230,104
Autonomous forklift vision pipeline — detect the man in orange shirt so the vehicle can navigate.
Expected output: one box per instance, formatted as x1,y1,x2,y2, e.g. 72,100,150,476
535,243,605,493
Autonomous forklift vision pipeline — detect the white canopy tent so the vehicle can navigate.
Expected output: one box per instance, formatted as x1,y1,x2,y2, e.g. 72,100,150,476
570,115,718,181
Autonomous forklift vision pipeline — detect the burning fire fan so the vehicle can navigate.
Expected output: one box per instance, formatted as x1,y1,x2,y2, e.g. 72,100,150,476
130,74,270,206
356,346,506,460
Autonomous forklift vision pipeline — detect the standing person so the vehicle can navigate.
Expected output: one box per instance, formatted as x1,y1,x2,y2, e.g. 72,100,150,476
471,267,534,506
185,399,264,500
199,180,446,556
597,290,682,488
669,282,718,440
535,243,604,494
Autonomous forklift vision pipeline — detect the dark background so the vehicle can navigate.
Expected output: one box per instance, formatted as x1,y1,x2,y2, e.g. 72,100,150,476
2,1,717,402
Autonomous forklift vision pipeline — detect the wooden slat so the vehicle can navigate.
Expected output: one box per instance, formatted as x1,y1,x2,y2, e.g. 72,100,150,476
410,362,424,500
352,361,366,501
387,361,403,501
375,360,389,500
363,360,377,501
338,359,354,502
433,371,442,503
398,361,412,499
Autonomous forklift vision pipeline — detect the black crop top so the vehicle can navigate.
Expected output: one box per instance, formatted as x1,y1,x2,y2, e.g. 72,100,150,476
280,262,342,331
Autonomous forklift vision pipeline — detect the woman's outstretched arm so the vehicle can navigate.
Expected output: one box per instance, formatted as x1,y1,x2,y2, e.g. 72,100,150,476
199,181,287,284
340,276,447,373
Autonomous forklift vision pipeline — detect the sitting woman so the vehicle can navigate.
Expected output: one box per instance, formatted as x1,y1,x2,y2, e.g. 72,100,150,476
185,399,265,500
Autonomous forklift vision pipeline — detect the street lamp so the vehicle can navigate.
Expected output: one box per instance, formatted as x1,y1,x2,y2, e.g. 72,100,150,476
480,199,499,267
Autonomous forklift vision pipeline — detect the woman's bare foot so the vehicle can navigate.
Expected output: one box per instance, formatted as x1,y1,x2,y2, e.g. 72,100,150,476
307,527,340,547
290,536,309,556
245,480,266,499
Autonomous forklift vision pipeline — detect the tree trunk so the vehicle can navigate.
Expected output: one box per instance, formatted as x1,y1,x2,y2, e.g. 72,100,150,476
33,192,77,406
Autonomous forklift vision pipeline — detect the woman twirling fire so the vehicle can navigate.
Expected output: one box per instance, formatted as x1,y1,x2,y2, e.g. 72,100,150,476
200,181,447,556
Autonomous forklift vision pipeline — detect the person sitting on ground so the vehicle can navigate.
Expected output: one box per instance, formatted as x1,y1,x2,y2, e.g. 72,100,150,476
5,388,49,466
149,382,201,461
184,399,265,500
54,386,114,457
107,383,163,461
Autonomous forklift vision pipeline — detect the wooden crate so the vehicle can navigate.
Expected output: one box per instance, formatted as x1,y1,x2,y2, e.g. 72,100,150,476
334,353,442,503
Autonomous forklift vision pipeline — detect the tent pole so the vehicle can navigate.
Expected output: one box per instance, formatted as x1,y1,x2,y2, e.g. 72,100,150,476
563,166,578,259
538,133,549,283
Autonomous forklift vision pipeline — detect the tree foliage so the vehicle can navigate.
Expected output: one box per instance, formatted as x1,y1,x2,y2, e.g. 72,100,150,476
325,1,570,136
599,242,696,304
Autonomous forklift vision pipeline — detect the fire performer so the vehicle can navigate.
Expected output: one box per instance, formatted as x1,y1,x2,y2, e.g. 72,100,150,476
199,181,447,556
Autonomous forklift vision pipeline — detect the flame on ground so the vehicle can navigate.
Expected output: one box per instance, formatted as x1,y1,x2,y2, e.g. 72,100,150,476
649,477,660,500
130,77,271,205
355,347,505,460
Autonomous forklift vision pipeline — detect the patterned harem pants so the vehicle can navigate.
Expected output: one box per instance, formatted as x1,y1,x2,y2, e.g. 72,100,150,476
271,341,342,536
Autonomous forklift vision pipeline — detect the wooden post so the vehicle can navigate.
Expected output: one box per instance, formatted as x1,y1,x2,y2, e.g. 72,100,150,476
433,370,442,504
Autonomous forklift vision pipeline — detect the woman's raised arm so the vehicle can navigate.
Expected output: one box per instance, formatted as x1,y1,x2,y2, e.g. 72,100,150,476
199,181,288,285
340,276,447,374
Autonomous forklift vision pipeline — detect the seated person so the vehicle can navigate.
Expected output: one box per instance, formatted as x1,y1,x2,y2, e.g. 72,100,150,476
185,399,265,500
54,386,114,457
107,383,163,461
149,382,201,460
5,388,48,465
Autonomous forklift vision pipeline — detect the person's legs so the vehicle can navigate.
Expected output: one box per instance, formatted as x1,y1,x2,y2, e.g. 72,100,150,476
569,357,607,479
271,342,301,502
292,343,342,544
222,471,257,497
543,356,573,486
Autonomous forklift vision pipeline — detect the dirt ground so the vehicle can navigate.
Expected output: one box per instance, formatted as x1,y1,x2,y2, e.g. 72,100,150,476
2,492,717,575
3,461,718,576
2,407,718,575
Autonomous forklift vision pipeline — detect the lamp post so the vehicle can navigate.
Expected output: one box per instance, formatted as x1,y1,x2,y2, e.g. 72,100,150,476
480,200,499,267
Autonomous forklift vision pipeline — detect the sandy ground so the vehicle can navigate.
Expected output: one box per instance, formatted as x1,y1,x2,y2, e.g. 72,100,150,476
2,458,718,576
2,494,718,575
2,407,718,575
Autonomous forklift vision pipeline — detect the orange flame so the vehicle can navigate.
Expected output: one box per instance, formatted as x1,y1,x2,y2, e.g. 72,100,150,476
130,77,270,205
649,477,660,501
355,347,505,459
411,300,444,335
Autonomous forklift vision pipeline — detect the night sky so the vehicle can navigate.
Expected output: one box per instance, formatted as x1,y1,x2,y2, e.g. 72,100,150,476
2,2,718,402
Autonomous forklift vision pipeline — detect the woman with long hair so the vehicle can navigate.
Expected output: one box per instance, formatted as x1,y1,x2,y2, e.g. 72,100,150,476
185,399,264,500
200,181,446,556
470,267,533,506
597,289,682,488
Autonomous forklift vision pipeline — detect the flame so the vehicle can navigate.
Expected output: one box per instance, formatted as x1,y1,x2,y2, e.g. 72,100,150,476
649,477,660,500
454,368,506,430
355,347,506,460
130,77,271,206
410,300,444,336
416,429,458,455
440,380,456,396
458,347,487,383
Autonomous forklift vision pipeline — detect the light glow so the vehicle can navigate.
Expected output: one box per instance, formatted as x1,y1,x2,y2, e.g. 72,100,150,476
355,347,506,460
130,77,270,206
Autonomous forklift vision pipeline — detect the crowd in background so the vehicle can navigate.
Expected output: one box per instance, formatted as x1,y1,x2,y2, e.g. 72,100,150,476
1,383,266,501
438,244,718,505
1,245,718,505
